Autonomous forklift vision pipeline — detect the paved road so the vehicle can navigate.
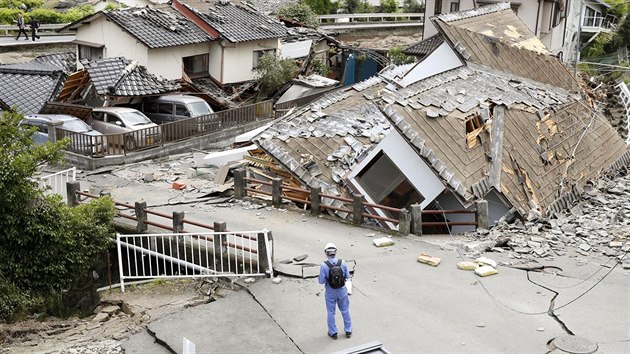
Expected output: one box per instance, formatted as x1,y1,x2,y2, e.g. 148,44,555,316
0,34,74,47
77,167,628,354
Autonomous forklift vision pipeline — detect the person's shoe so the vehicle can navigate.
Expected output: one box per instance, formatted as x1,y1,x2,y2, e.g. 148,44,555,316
345,332,352,338
328,332,338,340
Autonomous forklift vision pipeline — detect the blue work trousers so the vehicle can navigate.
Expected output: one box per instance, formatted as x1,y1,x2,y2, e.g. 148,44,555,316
325,287,352,335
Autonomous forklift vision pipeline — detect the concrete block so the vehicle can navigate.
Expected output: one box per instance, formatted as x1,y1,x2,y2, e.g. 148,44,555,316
417,253,441,266
610,241,623,247
92,312,109,322
101,305,120,315
474,265,498,277
457,261,478,270
475,257,497,268
373,237,395,247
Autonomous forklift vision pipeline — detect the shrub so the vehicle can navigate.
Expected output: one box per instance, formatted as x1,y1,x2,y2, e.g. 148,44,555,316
61,4,94,23
277,1,318,26
388,47,415,65
0,276,29,323
253,53,298,95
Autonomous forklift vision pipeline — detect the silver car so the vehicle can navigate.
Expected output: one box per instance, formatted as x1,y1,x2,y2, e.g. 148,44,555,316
88,107,160,151
20,114,105,155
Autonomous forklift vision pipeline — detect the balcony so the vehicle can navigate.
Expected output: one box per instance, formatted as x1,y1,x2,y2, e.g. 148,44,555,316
581,14,617,33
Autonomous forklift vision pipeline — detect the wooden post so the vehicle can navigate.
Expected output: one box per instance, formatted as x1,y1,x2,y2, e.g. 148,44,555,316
272,177,282,208
213,221,226,272
475,199,489,231
398,208,411,235
234,168,246,199
66,181,80,207
173,211,185,233
310,186,321,217
352,194,364,225
135,202,148,232
410,204,423,236
257,230,272,276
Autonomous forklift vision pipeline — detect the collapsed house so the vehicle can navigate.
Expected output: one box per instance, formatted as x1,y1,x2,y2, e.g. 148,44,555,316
250,3,630,232
0,53,76,115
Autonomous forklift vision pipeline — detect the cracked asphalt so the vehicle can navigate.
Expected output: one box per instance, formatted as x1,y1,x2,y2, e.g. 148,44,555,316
75,157,629,354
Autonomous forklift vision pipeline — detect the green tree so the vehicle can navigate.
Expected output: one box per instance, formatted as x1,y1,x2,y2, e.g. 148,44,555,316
302,0,338,15
402,0,424,13
253,53,297,95
61,4,94,23
0,0,43,10
344,0,373,14
380,0,398,13
604,0,628,18
613,16,630,47
388,47,415,65
277,1,318,26
582,32,614,60
0,109,116,322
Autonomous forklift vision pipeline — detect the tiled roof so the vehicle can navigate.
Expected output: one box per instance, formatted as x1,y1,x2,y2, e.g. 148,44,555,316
81,57,179,96
189,77,240,108
434,2,548,54
182,0,288,43
404,34,443,57
253,61,625,215
0,56,67,115
105,7,211,48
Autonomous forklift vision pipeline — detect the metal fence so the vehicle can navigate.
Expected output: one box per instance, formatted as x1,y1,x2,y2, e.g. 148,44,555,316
116,230,272,292
39,167,76,201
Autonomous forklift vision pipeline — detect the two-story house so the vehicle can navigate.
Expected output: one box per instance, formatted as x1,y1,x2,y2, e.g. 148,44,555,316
422,0,615,61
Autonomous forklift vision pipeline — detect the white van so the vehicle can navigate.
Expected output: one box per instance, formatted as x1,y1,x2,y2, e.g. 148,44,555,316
141,95,214,124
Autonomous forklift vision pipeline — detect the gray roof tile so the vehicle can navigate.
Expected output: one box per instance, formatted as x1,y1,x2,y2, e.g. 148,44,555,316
404,34,443,57
183,1,288,43
106,7,211,48
81,57,179,96
0,54,69,115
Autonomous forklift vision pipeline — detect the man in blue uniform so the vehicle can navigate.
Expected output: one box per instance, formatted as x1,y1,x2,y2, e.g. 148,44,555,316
318,243,352,339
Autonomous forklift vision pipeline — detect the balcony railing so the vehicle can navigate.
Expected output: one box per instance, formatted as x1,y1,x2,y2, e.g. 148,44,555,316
582,14,617,31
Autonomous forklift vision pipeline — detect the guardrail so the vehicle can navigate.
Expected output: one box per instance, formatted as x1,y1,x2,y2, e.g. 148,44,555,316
317,12,424,24
233,169,487,235
0,23,69,36
50,100,273,158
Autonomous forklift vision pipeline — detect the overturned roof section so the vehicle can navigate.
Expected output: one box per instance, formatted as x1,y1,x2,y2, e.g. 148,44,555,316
404,34,444,58
178,0,288,43
105,7,211,48
0,54,71,115
432,2,579,92
80,57,179,96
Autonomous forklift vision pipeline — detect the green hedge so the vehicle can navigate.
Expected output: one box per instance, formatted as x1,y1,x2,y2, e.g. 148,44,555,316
0,276,29,323
0,4,94,25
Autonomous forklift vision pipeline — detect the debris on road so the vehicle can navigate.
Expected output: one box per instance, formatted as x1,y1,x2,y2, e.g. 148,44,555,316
457,261,478,270
474,265,498,277
417,253,441,266
373,237,395,247
475,257,497,268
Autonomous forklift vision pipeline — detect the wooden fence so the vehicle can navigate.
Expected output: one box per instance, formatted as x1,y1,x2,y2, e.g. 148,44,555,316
233,169,489,235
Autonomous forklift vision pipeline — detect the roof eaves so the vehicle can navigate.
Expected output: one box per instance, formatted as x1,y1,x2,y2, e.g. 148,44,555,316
436,2,511,23
58,11,106,32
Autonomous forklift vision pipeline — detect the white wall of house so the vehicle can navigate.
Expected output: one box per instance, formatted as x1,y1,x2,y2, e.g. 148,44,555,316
422,0,475,38
209,38,281,84
400,41,463,87
75,16,149,67
147,43,210,80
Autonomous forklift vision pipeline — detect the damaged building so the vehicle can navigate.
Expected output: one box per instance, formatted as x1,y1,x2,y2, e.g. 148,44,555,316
251,3,630,232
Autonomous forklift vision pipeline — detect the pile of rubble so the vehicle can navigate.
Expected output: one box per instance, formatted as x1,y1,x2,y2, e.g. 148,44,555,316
458,172,630,266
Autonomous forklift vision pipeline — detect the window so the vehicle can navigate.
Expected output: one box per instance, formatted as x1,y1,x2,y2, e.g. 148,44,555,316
583,7,600,27
356,152,424,219
434,0,443,15
92,111,105,122
183,54,208,78
253,49,275,69
78,44,103,61
158,103,173,115
175,104,190,117
450,1,459,12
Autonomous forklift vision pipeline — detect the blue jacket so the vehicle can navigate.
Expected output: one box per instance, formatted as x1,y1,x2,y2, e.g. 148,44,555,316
318,257,350,291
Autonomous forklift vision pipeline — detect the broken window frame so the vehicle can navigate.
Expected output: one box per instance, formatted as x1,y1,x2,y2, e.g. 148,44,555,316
183,54,209,78
78,44,103,62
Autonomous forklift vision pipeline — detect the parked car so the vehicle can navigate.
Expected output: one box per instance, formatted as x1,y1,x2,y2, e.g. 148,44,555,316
140,95,214,124
19,114,105,155
88,107,160,151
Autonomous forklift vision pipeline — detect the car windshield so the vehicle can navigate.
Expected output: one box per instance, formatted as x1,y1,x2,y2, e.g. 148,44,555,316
61,119,92,133
119,111,153,126
188,102,213,116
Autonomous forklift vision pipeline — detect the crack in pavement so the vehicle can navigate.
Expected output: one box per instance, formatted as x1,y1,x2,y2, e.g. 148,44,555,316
523,267,575,335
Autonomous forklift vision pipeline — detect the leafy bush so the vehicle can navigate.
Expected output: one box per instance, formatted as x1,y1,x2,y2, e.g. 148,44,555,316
0,276,29,323
278,1,318,26
310,58,331,76
403,0,424,13
388,47,415,65
0,110,116,321
380,0,398,13
582,32,614,60
0,0,43,10
303,0,338,14
62,4,94,23
253,53,297,95
0,7,21,24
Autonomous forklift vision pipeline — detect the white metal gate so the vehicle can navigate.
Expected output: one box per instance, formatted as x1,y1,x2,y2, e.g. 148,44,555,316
38,167,77,202
618,82,630,145
116,230,273,292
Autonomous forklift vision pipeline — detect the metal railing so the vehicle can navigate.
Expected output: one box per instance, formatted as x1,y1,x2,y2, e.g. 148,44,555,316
317,13,424,24
274,87,341,117
39,167,76,201
53,100,273,157
234,170,482,235
0,23,69,36
617,82,630,145
581,15,617,30
116,230,272,292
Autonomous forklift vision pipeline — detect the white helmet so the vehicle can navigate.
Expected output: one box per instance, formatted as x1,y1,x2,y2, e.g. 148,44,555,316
324,243,337,254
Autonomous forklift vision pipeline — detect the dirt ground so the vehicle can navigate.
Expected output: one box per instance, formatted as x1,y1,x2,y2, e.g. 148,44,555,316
0,279,230,354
